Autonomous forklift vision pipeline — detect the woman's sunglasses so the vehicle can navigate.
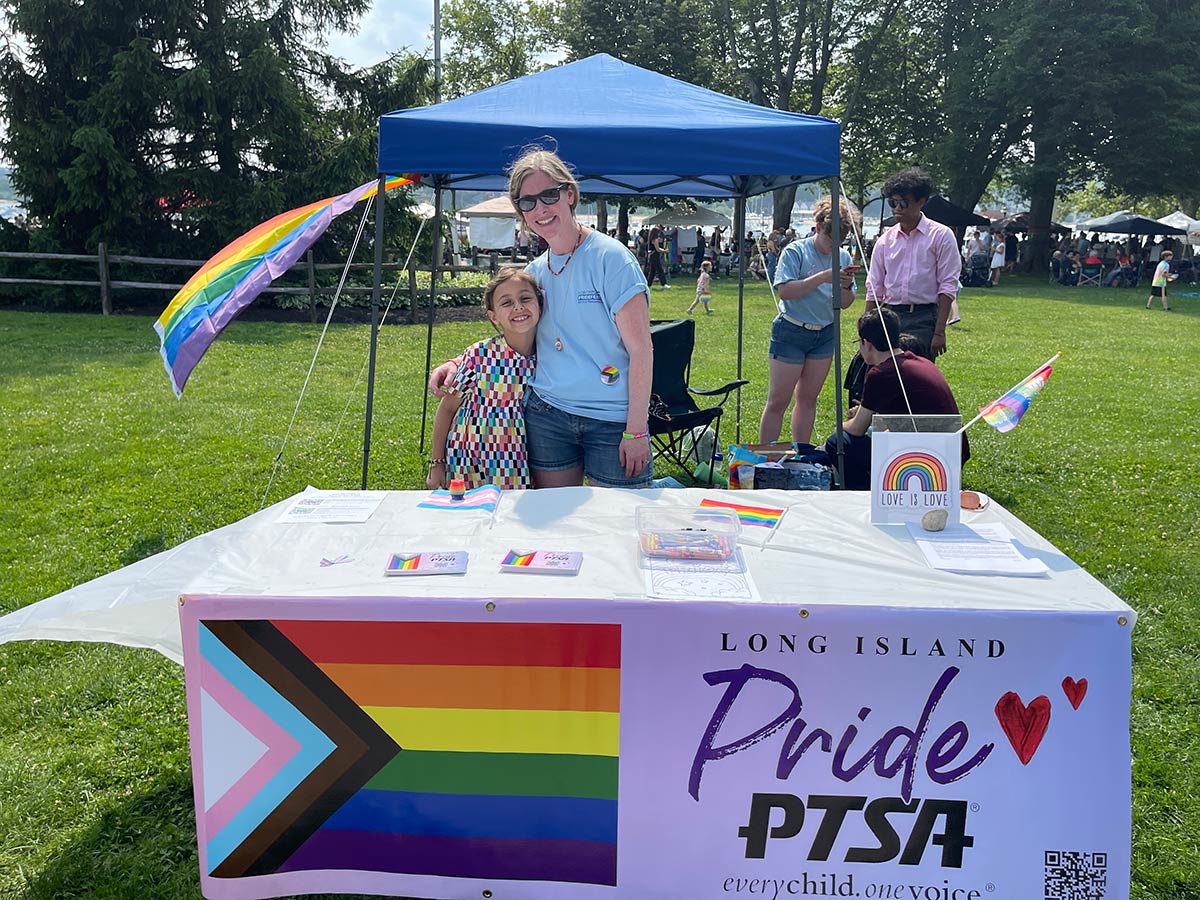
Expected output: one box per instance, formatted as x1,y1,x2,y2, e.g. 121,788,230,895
515,184,570,212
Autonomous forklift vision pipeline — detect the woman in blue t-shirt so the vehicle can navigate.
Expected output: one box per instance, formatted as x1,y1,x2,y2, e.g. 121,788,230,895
429,148,654,488
757,197,859,446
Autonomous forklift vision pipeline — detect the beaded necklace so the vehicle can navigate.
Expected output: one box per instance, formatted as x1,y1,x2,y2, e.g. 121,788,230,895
547,226,585,276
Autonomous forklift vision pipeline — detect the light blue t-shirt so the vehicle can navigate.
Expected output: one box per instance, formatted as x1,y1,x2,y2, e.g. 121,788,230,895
526,231,649,422
772,237,855,327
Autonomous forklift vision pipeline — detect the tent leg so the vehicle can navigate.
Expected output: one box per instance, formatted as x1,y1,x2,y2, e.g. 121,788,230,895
419,186,444,454
734,195,746,443
831,177,846,489
362,175,386,490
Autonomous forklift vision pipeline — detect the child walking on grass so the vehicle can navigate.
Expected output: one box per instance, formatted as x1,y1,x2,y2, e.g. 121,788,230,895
688,259,713,315
1147,250,1176,311
427,268,541,490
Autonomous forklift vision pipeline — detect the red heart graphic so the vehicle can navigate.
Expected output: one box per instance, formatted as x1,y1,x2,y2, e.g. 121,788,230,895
1062,676,1088,710
994,691,1051,765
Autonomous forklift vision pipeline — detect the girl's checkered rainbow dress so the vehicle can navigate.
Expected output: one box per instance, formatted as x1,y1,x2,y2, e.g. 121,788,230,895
445,336,536,490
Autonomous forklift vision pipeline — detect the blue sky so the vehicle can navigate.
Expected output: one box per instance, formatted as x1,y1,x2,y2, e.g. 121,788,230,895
324,0,434,68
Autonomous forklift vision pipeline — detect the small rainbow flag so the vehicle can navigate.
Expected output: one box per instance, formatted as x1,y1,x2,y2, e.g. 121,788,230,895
418,484,502,512
501,550,537,567
155,175,415,396
271,620,621,884
979,362,1054,433
700,498,785,529
387,555,421,572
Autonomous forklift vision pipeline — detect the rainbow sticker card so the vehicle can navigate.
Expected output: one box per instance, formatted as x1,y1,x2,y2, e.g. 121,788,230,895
500,550,583,575
384,551,469,576
870,431,961,526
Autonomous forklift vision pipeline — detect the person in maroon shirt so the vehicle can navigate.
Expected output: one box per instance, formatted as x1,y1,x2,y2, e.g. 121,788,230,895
826,306,969,489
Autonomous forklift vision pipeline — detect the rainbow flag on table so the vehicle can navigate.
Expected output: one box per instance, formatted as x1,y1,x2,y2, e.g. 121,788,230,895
978,363,1054,433
284,621,620,884
700,498,786,529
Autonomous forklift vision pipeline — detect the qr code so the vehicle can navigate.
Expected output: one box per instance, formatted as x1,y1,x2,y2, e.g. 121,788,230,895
1045,850,1107,899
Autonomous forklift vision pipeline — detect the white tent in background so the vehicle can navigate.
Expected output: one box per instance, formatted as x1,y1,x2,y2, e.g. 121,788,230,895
1158,210,1200,246
643,202,731,229
458,195,518,249
1075,210,1133,231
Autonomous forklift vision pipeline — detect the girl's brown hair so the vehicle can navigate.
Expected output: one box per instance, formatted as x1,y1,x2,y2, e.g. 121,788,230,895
483,267,543,314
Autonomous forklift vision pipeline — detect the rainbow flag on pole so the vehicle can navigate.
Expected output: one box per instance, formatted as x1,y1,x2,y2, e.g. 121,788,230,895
155,175,415,396
978,362,1054,433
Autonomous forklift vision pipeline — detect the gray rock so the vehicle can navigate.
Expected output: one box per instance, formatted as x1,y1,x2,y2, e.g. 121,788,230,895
921,508,949,532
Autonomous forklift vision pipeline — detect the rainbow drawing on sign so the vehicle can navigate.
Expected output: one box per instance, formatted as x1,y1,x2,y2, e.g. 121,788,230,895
882,452,947,492
501,550,537,567
190,618,620,886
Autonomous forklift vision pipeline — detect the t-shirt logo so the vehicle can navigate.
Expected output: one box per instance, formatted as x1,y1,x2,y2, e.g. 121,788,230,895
577,290,602,304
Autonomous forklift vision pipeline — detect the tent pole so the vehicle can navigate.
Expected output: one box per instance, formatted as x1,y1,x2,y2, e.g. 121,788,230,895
830,177,845,489
362,174,386,490
734,193,746,443
419,185,444,454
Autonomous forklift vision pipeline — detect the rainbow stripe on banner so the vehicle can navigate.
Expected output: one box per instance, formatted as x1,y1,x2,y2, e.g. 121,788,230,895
881,452,947,492
979,363,1053,433
699,498,785,529
501,551,537,567
193,618,620,886
154,176,415,396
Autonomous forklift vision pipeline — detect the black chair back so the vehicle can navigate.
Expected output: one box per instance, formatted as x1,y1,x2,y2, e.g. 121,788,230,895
649,319,695,413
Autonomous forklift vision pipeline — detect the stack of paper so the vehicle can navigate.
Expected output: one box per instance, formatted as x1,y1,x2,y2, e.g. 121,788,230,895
905,522,1049,577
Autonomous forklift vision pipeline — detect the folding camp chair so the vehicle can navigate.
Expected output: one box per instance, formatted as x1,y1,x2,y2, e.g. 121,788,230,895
1077,262,1103,287
648,319,748,483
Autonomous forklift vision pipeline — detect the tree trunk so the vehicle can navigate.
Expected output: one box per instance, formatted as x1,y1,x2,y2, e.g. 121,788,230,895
1024,107,1061,275
596,198,608,233
773,186,798,231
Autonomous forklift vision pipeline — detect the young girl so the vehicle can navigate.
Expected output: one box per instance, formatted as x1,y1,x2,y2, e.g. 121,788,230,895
1147,250,1176,311
427,268,541,490
688,259,713,314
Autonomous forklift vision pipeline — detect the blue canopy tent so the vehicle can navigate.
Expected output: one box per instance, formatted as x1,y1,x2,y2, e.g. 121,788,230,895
366,54,844,484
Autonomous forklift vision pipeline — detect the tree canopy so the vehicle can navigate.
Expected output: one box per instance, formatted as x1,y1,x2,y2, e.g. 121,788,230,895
0,0,431,256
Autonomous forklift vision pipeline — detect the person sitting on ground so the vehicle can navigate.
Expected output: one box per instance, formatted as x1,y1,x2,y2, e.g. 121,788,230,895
824,306,969,490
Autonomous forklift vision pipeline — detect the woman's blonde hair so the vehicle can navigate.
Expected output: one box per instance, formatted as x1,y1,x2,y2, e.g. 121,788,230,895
813,197,862,236
483,267,543,314
508,147,579,235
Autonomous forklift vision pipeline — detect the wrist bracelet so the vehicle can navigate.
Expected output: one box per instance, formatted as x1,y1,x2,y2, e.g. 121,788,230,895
429,457,447,465
622,431,650,440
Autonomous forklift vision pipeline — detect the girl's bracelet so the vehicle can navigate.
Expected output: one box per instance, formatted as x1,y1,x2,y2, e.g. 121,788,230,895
622,431,650,441
429,457,447,466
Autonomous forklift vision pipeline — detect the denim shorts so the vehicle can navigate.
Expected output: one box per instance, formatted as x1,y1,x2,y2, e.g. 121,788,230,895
523,389,653,488
768,316,836,364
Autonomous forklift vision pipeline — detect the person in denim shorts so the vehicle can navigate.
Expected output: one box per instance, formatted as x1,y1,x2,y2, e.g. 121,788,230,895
758,197,860,445
429,147,653,488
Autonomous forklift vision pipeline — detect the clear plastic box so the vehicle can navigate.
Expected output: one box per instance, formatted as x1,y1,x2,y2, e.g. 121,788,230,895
636,506,741,561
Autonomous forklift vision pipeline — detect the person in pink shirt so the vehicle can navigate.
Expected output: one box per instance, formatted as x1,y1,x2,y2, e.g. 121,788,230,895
864,167,960,361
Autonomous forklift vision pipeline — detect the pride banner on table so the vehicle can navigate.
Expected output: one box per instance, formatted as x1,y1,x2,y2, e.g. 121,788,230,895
181,595,1130,900
183,608,618,889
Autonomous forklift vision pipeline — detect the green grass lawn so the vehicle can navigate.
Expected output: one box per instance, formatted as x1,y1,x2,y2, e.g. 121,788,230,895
1,274,1197,898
